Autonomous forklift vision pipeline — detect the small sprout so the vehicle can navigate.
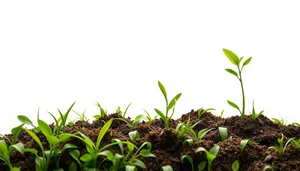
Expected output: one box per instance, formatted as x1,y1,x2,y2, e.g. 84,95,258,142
176,115,200,139
263,165,274,171
131,114,145,127
155,81,182,129
188,128,213,142
223,48,252,119
219,127,228,142
220,110,224,118
271,117,287,126
182,139,194,148
240,139,250,152
290,138,300,150
180,155,194,171
269,134,294,156
129,130,140,142
251,100,264,119
196,145,219,171
143,109,157,124
94,102,108,119
198,161,206,171
116,102,132,117
72,108,89,122
161,165,173,171
292,122,300,126
232,160,239,171
197,108,215,119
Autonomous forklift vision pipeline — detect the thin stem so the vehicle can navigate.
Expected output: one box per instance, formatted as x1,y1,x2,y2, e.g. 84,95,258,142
238,67,245,119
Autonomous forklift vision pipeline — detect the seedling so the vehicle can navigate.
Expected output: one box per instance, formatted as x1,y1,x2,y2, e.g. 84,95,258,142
271,117,287,126
240,139,250,152
290,138,300,150
219,127,228,142
251,100,264,119
154,81,182,129
0,140,24,171
102,141,155,170
116,102,132,117
161,165,173,171
232,160,239,171
263,165,274,171
128,130,140,142
72,108,89,122
223,48,252,119
94,102,108,119
196,145,219,171
187,127,213,142
292,122,300,126
197,108,215,119
18,112,39,132
175,115,200,139
180,155,194,171
143,109,157,124
269,134,294,156
115,114,145,129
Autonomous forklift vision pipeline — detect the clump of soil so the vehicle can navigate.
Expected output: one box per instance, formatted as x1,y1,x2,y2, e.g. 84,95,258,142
1,110,300,170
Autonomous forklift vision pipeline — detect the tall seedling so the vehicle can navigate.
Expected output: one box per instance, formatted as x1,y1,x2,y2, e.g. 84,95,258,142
154,81,182,129
223,48,252,119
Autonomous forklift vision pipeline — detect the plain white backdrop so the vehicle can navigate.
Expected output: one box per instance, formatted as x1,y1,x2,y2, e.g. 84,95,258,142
1,1,300,133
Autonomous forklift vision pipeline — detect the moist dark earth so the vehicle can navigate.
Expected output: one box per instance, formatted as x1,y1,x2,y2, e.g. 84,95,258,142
1,110,300,171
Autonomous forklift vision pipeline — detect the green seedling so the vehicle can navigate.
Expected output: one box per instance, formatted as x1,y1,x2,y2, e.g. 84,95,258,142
269,134,294,156
187,127,213,143
232,160,239,171
128,130,140,142
180,155,194,171
175,115,200,139
68,148,83,171
223,48,252,119
47,102,76,135
155,81,182,129
219,110,224,118
292,122,300,126
94,102,108,119
263,165,274,171
290,138,300,150
115,114,145,129
72,108,89,122
143,109,157,124
0,140,23,171
116,102,132,117
219,127,228,142
271,117,287,126
102,141,155,171
251,100,264,119
161,165,173,171
197,108,215,119
18,111,39,132
240,139,250,152
196,145,219,171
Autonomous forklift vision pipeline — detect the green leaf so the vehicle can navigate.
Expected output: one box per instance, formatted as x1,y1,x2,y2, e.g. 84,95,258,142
127,141,135,152
11,124,24,138
227,100,240,110
69,162,77,171
158,81,168,104
46,135,60,146
232,160,239,171
17,115,33,125
38,119,53,137
223,48,240,65
129,158,146,169
161,165,173,171
125,165,136,171
0,140,8,157
225,68,238,77
198,161,206,171
219,127,228,142
11,142,25,154
132,114,145,127
139,149,156,158
24,128,44,153
80,153,92,162
11,168,21,171
95,118,113,150
154,108,167,120
180,155,194,171
129,130,140,142
167,93,182,111
123,102,132,117
24,148,38,156
111,138,124,155
243,57,252,67
182,139,193,148
209,145,220,156
198,128,213,141
240,139,249,152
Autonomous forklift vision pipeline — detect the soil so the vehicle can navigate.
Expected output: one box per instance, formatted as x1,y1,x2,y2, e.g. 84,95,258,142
1,110,300,171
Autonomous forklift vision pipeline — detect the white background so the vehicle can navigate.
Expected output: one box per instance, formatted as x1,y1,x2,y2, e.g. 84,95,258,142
1,1,300,134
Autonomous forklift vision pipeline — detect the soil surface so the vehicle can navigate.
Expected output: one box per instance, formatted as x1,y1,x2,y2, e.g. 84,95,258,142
1,111,300,171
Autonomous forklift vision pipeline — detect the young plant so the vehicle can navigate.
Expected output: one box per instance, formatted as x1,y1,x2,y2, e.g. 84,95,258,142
292,122,300,126
219,127,228,142
269,134,294,156
143,109,157,124
223,48,252,119
115,114,145,129
180,155,194,171
240,139,250,152
72,108,89,122
47,102,76,135
251,100,264,119
161,165,173,171
175,115,200,139
154,81,182,129
102,141,155,170
290,138,300,150
197,108,215,119
116,102,132,117
271,117,287,126
18,112,39,132
196,145,219,171
0,140,24,171
187,127,213,143
94,102,108,119
128,130,140,142
232,160,239,171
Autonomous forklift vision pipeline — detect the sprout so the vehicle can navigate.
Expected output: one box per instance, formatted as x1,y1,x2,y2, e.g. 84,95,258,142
219,127,228,142
240,139,250,152
196,145,219,171
223,48,252,119
269,134,294,156
232,160,239,171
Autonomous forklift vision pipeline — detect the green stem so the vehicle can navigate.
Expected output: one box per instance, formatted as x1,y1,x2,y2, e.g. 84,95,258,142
238,68,245,119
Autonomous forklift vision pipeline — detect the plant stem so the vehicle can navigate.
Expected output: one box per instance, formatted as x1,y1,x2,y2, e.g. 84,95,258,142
238,68,245,119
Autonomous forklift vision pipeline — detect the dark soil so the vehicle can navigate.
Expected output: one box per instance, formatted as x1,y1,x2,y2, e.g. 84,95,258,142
1,110,300,170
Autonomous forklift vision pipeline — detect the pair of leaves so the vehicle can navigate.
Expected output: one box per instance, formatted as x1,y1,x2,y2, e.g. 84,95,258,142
223,48,252,68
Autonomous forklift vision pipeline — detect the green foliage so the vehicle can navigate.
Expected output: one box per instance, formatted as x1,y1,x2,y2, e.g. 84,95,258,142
240,139,250,152
102,141,155,170
0,140,23,171
269,134,293,156
154,81,182,129
251,100,264,119
187,127,213,143
17,113,39,132
128,130,140,142
223,48,252,119
72,108,89,122
180,155,194,171
175,115,200,139
231,160,239,171
196,145,219,171
161,165,173,171
116,102,132,117
94,102,108,119
263,165,274,171
290,138,300,150
271,117,287,126
143,109,157,124
197,108,215,119
115,114,145,129
292,122,300,126
218,127,228,142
